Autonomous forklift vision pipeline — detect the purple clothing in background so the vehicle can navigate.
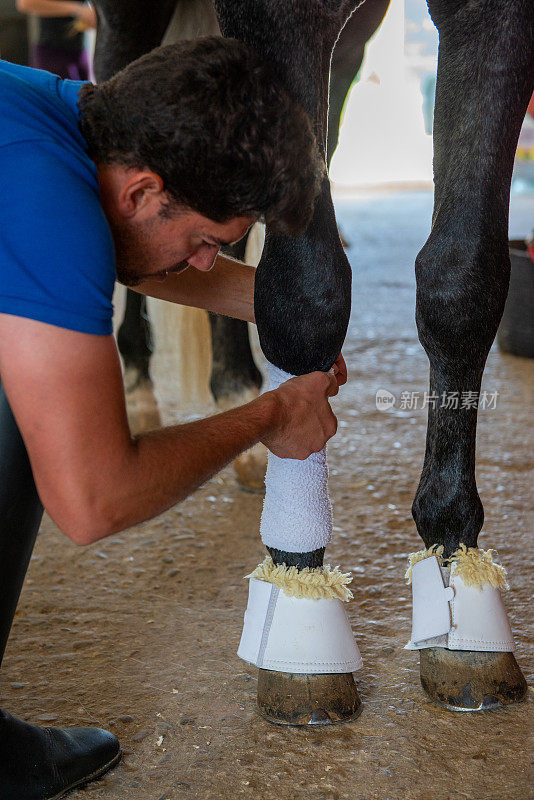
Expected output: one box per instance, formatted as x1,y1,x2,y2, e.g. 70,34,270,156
30,44,90,81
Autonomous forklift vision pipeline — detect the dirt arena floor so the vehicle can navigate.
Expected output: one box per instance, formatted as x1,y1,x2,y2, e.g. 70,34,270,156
1,191,533,800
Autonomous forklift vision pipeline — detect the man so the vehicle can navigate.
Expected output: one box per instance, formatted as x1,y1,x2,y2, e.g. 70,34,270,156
0,37,344,798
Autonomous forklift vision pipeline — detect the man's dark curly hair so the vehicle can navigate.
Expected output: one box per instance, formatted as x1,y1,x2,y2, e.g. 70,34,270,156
78,37,324,235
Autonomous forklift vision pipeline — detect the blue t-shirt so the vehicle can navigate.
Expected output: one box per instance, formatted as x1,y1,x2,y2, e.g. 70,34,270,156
0,59,115,335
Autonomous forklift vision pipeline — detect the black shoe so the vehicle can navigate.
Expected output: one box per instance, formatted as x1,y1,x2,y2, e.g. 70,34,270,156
0,708,121,799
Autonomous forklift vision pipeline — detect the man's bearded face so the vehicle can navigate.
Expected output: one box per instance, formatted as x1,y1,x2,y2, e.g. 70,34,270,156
109,211,254,288
110,216,190,287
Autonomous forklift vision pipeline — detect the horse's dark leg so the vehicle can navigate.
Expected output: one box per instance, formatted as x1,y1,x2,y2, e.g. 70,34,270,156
208,313,266,491
93,0,177,394
327,0,390,168
210,236,262,409
216,0,356,566
412,0,533,710
327,0,390,248
208,314,262,407
117,291,154,392
215,0,361,724
92,0,177,82
209,235,266,490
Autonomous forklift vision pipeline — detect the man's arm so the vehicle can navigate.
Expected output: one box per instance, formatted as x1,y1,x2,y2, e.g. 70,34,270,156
0,314,338,545
132,253,256,323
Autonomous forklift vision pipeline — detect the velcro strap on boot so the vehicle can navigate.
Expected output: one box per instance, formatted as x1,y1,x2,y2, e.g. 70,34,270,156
405,553,516,652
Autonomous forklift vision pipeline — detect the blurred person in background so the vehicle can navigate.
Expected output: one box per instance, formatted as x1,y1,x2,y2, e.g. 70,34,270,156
16,0,95,79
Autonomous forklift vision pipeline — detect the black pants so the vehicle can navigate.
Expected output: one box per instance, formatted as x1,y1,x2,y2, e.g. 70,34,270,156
0,380,43,669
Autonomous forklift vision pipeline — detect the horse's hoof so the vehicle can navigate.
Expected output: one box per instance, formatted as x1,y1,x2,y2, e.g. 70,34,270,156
123,365,152,394
257,669,362,726
233,443,267,493
419,647,528,711
124,373,161,434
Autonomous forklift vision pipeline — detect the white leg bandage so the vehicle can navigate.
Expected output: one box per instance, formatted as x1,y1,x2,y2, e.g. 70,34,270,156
260,363,333,553
405,546,515,652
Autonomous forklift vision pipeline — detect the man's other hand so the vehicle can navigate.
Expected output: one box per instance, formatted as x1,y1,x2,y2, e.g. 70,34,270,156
260,370,340,460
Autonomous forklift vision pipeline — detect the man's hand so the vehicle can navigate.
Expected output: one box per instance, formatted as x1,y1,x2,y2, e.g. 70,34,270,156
16,0,96,27
260,370,339,459
75,2,97,28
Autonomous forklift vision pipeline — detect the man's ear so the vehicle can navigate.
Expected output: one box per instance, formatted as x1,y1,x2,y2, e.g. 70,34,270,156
118,171,165,218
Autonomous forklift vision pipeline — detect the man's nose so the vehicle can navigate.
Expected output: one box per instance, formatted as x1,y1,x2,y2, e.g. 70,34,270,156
188,246,219,272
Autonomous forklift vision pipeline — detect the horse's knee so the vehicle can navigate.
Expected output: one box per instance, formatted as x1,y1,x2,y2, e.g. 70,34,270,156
255,207,351,374
414,233,510,367
256,268,350,374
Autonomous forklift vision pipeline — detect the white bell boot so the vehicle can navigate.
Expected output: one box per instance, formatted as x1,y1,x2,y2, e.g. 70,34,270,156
405,551,515,651
238,576,362,674
404,545,527,710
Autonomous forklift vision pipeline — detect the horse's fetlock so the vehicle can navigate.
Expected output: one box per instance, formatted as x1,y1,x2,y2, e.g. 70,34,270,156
412,477,483,554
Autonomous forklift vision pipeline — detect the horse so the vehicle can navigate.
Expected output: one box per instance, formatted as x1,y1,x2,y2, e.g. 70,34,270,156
93,0,534,722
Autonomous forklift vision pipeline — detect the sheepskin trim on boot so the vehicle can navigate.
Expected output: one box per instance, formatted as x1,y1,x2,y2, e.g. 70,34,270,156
449,544,509,591
246,556,353,601
405,545,444,584
405,543,509,591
